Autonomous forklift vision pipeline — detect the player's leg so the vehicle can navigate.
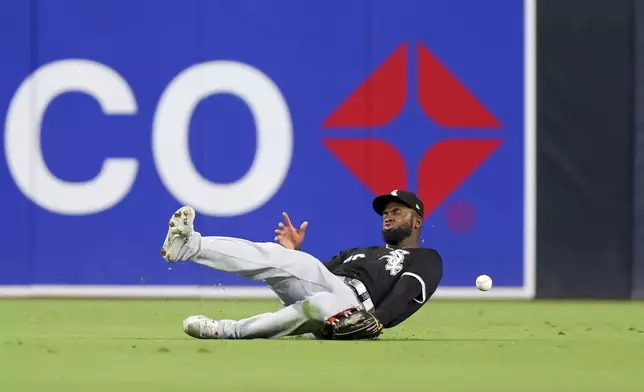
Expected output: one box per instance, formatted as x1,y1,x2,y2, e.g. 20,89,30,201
161,206,360,339
161,206,354,304
182,291,354,339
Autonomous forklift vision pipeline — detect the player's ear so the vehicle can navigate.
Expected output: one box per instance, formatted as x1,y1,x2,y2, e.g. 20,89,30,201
414,215,422,230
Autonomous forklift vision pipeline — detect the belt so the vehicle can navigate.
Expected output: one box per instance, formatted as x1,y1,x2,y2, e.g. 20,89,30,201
341,277,375,312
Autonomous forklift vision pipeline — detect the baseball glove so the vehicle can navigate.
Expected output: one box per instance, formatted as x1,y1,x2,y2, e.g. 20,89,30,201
320,307,383,340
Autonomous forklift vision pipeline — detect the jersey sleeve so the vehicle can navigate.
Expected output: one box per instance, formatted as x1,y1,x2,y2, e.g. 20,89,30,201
372,249,443,328
323,248,355,271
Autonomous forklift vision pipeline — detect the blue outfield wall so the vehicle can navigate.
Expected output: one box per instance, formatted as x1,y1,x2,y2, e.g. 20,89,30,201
0,0,535,298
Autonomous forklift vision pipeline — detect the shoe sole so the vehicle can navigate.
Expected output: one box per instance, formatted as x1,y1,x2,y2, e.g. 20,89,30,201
160,206,195,262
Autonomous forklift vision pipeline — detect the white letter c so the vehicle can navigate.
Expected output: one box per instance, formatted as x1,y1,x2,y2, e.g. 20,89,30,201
4,59,138,215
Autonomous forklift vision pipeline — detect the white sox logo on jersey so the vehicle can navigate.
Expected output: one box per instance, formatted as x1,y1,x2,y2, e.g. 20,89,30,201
381,249,410,276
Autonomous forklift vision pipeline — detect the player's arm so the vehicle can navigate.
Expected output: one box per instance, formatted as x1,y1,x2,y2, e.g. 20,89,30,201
372,249,443,327
273,212,350,270
274,212,308,250
322,249,355,271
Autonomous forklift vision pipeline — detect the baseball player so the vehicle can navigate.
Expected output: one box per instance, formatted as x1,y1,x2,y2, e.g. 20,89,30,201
161,189,443,340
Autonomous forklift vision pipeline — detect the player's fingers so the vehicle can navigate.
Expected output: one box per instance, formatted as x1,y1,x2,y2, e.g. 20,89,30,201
300,221,309,232
278,222,285,229
282,212,294,228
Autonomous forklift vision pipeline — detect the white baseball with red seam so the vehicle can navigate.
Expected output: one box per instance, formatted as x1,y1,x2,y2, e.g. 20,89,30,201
476,275,492,291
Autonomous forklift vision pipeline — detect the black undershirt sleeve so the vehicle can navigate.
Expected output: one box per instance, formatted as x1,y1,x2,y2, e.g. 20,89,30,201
373,276,423,326
373,250,442,327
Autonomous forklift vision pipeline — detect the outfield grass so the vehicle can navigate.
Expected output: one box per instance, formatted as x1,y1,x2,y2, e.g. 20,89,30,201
0,299,643,391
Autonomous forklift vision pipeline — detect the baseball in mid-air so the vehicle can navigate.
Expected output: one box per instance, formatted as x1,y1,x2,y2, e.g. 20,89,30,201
476,274,493,291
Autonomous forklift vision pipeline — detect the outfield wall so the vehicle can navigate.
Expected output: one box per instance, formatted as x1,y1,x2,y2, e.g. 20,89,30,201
633,0,644,300
536,0,635,299
0,0,639,299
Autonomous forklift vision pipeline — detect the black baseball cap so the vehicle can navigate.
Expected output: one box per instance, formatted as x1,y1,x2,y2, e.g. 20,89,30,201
373,189,424,217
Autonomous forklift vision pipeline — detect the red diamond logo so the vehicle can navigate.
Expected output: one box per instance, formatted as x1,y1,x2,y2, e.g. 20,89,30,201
322,42,503,218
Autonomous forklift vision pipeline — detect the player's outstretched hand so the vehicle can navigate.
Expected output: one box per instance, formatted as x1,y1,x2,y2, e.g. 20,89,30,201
274,212,308,250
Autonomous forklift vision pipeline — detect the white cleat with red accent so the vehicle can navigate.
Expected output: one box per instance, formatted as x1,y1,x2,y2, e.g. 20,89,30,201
160,206,195,262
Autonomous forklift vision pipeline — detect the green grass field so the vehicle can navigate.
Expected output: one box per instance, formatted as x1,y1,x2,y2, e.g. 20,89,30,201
1,299,643,391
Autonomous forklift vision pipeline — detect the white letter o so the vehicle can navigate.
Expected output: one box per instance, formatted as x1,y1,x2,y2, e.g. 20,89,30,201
153,61,293,216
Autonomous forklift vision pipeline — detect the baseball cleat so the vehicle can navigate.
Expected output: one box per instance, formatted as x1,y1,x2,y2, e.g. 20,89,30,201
160,206,195,262
183,315,221,339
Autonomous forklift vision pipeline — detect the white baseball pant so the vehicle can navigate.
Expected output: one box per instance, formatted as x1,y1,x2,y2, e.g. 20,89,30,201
175,231,361,339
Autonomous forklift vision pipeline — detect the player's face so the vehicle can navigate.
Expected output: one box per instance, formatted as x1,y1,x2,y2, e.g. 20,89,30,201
381,202,415,245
